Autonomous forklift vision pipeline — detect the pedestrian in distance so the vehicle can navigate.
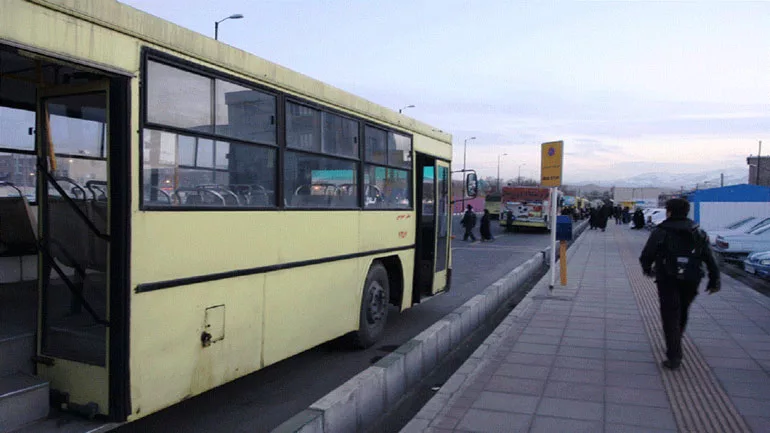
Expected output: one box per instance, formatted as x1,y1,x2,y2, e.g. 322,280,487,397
461,204,477,242
597,203,611,232
639,198,720,370
632,208,645,229
480,209,494,242
622,206,631,224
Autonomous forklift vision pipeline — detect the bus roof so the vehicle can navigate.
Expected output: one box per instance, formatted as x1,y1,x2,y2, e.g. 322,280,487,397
34,0,452,145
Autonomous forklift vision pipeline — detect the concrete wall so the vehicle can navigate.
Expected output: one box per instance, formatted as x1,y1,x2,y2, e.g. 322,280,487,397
613,187,669,203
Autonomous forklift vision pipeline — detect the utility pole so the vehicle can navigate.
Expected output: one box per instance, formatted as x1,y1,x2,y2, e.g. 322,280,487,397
757,140,763,186
721,173,724,187
497,153,508,193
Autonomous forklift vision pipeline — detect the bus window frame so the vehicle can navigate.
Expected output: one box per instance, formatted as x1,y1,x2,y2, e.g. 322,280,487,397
139,48,414,212
140,49,281,211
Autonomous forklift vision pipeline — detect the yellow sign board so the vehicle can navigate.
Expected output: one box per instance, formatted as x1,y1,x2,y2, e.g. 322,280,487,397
540,141,563,187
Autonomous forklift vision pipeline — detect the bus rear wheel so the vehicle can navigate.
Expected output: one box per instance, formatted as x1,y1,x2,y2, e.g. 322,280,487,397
352,262,390,349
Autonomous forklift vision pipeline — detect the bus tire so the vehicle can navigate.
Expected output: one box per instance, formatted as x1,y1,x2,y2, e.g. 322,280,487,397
353,262,390,349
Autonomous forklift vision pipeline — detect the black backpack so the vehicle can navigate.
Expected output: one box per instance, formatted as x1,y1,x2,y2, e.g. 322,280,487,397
660,227,705,282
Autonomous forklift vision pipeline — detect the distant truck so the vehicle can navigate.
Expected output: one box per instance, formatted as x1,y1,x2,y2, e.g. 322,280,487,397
498,186,558,231
484,192,502,219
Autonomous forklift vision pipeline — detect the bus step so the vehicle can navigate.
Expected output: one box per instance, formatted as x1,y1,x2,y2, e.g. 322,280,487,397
0,372,49,433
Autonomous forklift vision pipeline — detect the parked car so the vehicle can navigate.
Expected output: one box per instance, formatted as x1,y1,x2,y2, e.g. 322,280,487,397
648,209,667,227
706,216,770,246
743,251,770,278
714,224,770,262
642,208,665,228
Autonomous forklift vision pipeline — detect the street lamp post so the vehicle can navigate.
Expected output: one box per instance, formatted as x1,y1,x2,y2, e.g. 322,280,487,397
399,104,415,114
460,137,476,213
518,163,526,185
215,14,244,40
497,153,508,192
462,137,476,173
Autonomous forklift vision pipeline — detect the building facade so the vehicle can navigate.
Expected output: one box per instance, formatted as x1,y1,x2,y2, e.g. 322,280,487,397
746,156,770,187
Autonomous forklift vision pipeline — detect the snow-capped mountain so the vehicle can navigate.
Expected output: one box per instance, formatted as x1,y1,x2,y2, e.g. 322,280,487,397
571,167,748,189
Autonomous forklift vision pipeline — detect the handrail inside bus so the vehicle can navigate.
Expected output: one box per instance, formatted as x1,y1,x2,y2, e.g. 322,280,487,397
173,187,226,206
198,184,241,206
85,180,108,201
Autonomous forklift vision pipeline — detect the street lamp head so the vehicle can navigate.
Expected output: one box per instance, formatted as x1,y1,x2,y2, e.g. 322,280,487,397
229,14,244,19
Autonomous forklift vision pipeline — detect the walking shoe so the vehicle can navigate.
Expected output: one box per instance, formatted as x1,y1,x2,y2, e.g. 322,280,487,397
662,359,681,370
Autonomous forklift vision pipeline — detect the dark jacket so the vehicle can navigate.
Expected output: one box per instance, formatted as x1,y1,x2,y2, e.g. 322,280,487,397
461,210,476,228
639,217,720,289
633,210,645,228
480,212,492,238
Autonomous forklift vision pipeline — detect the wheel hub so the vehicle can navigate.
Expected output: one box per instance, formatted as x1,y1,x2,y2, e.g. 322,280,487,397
367,281,386,324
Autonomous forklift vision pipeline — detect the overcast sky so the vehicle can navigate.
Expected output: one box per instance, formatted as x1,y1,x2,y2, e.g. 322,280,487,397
121,0,770,184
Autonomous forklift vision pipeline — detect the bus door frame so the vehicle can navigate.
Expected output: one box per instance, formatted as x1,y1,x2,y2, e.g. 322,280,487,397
29,51,131,421
413,154,451,303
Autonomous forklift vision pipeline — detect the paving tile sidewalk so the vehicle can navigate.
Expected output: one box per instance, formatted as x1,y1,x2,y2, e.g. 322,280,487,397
401,224,770,433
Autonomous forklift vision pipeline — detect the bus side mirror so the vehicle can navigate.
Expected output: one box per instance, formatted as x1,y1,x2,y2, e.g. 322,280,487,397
466,173,478,198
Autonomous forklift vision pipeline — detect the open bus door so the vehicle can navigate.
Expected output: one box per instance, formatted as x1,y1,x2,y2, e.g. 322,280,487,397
413,155,451,302
29,58,131,421
35,81,112,417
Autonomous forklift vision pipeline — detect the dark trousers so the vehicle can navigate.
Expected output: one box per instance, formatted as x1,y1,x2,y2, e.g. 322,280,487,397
657,280,698,362
463,227,476,241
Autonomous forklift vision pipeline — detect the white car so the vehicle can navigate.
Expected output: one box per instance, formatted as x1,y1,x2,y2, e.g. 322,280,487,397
706,217,770,245
648,209,667,227
714,224,770,262
641,208,665,227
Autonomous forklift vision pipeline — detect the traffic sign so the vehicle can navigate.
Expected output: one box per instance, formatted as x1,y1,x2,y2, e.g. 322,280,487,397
541,141,563,187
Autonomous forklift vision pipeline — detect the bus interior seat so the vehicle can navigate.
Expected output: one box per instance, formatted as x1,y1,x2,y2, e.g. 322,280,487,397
0,196,39,280
337,195,357,208
185,194,203,206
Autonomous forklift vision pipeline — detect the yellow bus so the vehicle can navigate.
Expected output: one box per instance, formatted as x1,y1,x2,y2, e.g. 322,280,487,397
0,0,460,428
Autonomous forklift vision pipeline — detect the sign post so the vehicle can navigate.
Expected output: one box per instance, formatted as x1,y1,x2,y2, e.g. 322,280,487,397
541,141,564,290
555,215,573,287
560,240,568,285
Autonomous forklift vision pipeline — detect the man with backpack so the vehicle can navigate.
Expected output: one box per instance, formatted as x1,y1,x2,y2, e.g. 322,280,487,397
461,204,477,242
639,198,720,370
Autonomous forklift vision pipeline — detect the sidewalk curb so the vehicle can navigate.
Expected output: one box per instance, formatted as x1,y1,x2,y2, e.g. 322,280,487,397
272,220,589,433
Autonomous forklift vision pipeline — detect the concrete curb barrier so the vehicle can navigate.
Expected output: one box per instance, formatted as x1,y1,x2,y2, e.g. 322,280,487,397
272,220,590,433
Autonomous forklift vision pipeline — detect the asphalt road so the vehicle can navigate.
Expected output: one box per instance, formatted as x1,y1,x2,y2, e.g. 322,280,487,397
116,216,551,433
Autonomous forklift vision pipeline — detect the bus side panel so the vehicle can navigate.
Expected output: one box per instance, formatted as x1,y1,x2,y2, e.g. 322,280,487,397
395,249,416,310
261,253,415,366
131,212,360,285
128,276,264,420
413,135,451,162
261,260,363,367
0,1,141,75
358,212,416,310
